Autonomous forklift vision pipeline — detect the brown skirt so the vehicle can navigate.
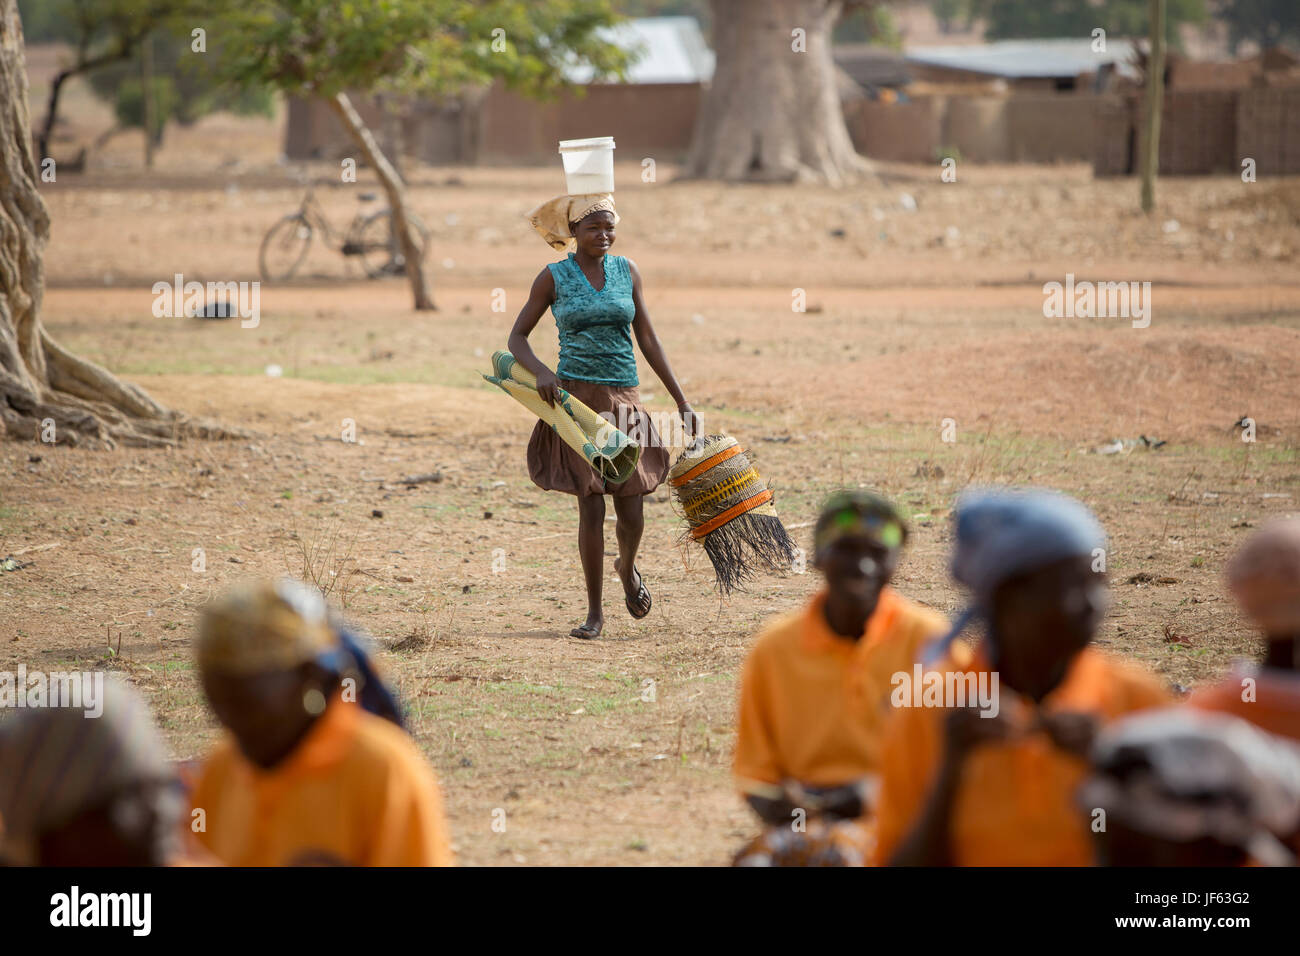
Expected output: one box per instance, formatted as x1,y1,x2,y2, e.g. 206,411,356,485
527,378,672,498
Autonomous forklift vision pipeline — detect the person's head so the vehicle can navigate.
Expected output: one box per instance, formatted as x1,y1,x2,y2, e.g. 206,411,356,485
1080,709,1300,867
527,193,619,253
989,554,1107,701
1226,517,1300,651
0,679,180,866
813,490,907,615
197,578,345,770
569,208,616,257
948,487,1107,701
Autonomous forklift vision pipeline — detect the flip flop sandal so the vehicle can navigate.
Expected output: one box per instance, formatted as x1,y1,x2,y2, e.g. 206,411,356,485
570,623,601,639
625,566,651,620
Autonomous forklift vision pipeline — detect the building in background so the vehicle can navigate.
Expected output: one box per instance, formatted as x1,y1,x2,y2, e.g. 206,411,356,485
282,14,1300,178
904,38,1140,93
832,45,913,99
847,36,1300,175
284,16,714,166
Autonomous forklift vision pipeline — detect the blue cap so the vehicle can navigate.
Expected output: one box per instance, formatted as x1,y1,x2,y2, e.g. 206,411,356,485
951,487,1105,602
922,486,1105,664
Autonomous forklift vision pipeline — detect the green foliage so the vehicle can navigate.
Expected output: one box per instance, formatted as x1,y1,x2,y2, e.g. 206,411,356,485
618,0,709,29
111,75,177,141
834,3,902,48
22,1,272,147
970,0,1207,40
87,29,274,134
18,0,180,53
17,0,74,43
207,0,631,100
1218,0,1300,51
930,0,973,33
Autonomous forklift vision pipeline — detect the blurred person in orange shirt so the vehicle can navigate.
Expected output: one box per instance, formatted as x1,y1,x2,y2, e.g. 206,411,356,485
876,488,1170,866
732,490,948,864
190,578,453,866
1191,517,1300,741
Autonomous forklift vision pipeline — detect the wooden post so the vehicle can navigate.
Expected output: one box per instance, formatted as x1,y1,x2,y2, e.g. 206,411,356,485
1140,0,1165,214
141,33,155,168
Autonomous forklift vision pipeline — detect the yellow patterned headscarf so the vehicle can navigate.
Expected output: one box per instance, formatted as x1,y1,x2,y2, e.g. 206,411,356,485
197,578,339,675
526,193,618,251
0,679,173,865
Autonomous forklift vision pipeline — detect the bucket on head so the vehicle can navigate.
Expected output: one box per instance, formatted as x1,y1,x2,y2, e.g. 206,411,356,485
559,136,616,194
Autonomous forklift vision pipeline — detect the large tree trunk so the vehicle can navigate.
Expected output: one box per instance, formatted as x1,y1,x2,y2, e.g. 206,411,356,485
327,92,435,311
1,0,216,448
687,0,870,186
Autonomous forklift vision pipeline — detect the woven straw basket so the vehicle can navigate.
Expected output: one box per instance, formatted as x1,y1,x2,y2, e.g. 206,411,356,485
669,435,796,593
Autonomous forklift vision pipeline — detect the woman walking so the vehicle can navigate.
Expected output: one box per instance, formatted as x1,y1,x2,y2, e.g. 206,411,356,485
508,193,697,639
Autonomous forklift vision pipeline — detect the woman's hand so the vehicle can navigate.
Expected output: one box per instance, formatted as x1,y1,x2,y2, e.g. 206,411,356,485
677,402,701,443
1035,710,1099,759
535,367,562,408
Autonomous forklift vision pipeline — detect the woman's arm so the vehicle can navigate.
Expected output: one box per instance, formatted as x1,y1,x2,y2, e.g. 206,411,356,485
886,754,965,866
506,267,562,407
888,705,1010,867
626,259,699,439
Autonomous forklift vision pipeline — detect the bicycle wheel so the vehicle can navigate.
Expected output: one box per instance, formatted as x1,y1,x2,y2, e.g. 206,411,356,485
259,214,313,282
356,209,429,279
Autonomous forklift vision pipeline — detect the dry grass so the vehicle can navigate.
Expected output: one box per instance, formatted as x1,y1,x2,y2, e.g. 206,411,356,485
279,517,365,608
2,94,1297,862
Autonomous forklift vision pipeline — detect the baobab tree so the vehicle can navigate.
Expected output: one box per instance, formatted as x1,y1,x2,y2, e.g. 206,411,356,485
687,0,872,186
0,0,201,447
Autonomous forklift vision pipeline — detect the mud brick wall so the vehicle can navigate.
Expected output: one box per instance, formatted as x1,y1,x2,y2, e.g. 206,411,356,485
846,95,943,162
1005,95,1102,163
1237,86,1300,175
1155,90,1239,174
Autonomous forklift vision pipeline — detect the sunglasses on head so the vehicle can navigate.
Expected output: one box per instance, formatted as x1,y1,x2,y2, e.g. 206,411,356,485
821,508,903,551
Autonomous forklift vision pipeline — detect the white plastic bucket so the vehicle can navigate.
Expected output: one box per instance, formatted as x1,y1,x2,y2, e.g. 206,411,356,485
559,136,616,194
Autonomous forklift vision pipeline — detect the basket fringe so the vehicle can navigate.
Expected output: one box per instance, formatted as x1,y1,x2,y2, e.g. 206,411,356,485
697,510,797,595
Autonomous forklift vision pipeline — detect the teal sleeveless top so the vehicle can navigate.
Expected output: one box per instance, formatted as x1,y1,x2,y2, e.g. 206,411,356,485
548,253,638,387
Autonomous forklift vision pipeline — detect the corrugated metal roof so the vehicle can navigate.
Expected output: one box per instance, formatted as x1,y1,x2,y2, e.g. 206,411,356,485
564,16,715,85
834,44,913,88
905,38,1140,80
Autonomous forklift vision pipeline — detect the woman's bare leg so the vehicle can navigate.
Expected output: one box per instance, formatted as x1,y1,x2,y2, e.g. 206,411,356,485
573,493,606,637
613,494,650,615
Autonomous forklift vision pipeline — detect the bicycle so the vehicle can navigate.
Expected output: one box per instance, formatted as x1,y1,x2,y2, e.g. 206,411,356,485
259,186,431,282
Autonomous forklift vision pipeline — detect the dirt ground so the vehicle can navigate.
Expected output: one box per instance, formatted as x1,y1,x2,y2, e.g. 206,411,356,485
3,60,1300,865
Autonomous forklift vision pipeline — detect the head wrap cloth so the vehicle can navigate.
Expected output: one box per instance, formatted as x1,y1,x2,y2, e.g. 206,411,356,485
0,679,171,865
526,193,618,251
924,487,1106,663
1084,708,1300,865
198,578,404,727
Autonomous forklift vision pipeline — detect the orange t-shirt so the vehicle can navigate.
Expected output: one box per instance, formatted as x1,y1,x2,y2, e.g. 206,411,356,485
1191,666,1300,855
732,587,949,798
191,698,453,866
1189,666,1300,741
874,644,1170,866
